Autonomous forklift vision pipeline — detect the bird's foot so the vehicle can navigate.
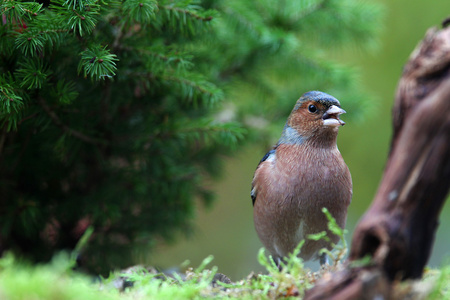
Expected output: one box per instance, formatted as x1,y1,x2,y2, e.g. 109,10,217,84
319,253,329,266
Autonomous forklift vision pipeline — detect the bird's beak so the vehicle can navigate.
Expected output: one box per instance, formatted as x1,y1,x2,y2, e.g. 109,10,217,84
323,105,346,127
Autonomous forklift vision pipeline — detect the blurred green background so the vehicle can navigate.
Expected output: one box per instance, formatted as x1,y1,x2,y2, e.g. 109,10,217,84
149,0,450,280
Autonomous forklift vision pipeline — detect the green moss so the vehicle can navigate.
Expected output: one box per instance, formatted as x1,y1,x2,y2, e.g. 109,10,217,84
1,213,447,299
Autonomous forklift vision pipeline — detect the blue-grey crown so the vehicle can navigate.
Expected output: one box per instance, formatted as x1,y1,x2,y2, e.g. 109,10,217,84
293,91,341,111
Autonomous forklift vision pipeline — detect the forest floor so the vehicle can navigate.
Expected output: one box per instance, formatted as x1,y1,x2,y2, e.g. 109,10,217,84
0,246,448,300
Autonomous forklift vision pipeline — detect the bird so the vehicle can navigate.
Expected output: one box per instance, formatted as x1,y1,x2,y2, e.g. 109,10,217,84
251,91,352,266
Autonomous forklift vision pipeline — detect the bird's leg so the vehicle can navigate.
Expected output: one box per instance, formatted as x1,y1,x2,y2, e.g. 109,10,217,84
273,256,286,271
319,253,329,266
277,262,283,272
276,257,283,271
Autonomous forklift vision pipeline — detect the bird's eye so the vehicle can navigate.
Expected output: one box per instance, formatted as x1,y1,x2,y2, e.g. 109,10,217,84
308,104,317,113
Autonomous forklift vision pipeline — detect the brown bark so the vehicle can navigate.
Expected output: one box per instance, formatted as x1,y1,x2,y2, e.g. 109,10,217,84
305,20,450,299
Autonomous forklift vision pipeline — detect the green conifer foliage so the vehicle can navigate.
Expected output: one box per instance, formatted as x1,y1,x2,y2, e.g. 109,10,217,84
0,0,382,273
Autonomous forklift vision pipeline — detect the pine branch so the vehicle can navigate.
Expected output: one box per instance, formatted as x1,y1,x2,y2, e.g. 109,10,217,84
137,47,193,71
63,0,97,10
15,58,53,90
159,4,213,22
38,96,108,145
14,30,45,57
12,16,69,55
162,73,224,107
68,7,99,36
78,45,118,80
18,112,39,125
122,0,158,24
50,80,79,104
49,0,100,37
175,119,246,149
155,1,217,35
0,1,43,26
0,125,7,158
291,0,325,20
0,73,24,131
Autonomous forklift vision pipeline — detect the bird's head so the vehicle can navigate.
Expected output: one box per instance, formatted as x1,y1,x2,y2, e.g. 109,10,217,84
284,91,346,144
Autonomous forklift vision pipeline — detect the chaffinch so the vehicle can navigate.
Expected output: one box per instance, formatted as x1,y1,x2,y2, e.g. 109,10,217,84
251,91,352,265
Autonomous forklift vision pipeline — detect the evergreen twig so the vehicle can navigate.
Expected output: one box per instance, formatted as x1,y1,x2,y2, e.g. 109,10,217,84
160,4,213,21
38,96,108,145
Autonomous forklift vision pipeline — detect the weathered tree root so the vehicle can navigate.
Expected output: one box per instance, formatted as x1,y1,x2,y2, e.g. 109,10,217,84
305,20,450,299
